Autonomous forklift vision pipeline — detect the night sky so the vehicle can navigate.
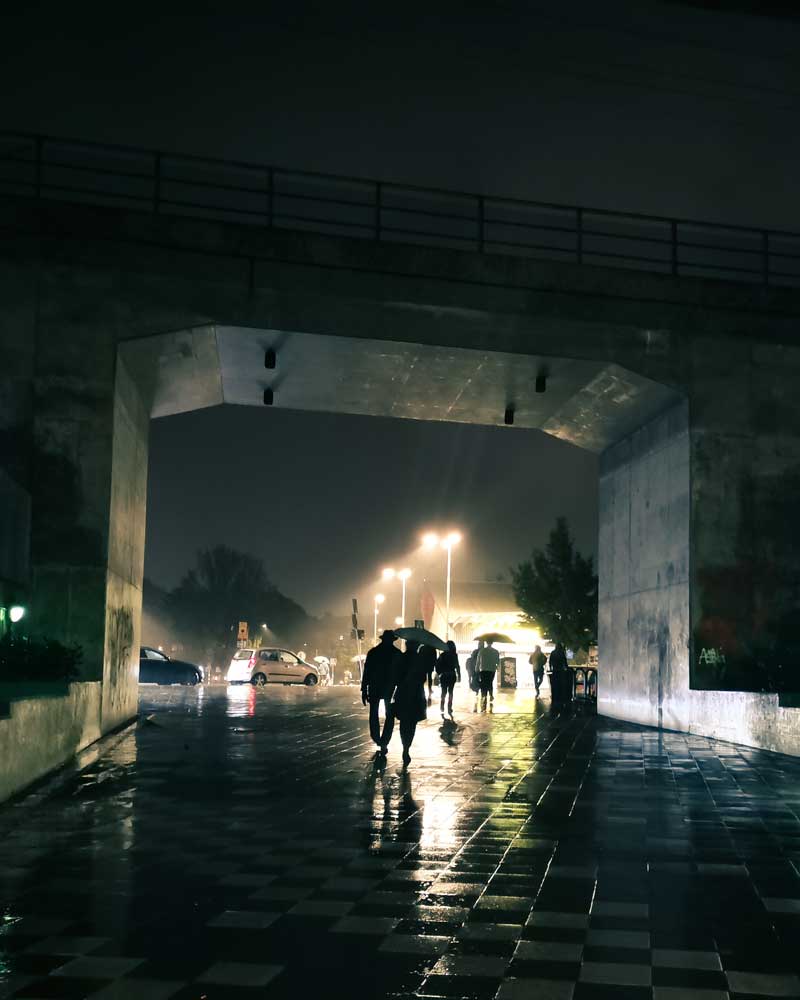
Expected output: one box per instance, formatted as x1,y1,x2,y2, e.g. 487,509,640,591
4,2,799,616
145,406,597,615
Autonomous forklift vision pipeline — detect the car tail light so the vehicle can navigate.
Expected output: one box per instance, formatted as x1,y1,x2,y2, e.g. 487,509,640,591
248,654,256,668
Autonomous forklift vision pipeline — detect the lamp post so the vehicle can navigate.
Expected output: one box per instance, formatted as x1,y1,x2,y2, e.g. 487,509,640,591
373,593,385,643
382,566,412,626
421,531,462,640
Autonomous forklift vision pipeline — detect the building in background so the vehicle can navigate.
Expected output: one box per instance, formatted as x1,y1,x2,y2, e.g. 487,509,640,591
420,581,548,687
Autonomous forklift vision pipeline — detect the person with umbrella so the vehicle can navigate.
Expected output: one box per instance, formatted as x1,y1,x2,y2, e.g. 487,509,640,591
361,628,403,756
436,640,461,720
392,640,429,766
476,639,500,712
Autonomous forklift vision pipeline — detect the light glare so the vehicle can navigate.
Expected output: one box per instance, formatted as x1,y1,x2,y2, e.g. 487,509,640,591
382,567,396,580
9,606,25,623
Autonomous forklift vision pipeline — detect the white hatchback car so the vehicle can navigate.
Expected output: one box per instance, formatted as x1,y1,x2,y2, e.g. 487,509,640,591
226,648,320,687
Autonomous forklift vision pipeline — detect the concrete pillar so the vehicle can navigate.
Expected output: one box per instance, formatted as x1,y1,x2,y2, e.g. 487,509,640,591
599,340,800,753
24,284,148,731
598,401,690,729
690,339,800,697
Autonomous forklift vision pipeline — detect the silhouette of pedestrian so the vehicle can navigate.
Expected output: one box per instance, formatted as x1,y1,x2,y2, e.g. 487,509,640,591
467,640,483,713
476,639,500,712
529,644,547,697
361,629,403,756
436,640,461,720
392,640,428,766
548,642,570,710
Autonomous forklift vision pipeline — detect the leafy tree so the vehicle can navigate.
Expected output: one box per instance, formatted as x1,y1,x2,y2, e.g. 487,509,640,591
511,517,597,652
167,545,309,666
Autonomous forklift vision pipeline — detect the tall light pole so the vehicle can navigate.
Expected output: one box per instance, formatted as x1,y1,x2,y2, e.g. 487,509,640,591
422,531,462,640
373,593,385,643
382,566,412,626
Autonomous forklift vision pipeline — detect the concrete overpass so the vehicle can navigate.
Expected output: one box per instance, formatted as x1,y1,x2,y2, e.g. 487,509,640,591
2,133,800,795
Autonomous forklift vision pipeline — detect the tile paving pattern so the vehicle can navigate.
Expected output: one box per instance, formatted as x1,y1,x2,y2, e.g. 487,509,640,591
1,684,800,998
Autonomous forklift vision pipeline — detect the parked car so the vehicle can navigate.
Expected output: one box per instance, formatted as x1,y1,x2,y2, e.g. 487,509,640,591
139,646,204,686
226,648,320,686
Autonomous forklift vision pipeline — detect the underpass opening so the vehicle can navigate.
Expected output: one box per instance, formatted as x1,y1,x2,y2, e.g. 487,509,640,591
120,323,686,730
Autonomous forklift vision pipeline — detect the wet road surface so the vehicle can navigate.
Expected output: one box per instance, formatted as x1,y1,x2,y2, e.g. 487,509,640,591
2,684,800,999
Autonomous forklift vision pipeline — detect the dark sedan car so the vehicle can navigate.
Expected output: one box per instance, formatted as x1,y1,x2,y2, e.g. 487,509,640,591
138,646,203,686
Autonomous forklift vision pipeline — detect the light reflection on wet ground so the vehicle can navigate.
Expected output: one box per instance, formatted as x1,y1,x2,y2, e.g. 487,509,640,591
1,685,800,998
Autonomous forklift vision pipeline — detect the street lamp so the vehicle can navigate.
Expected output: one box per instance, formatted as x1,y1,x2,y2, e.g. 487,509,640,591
9,606,25,624
420,531,462,640
373,593,385,643
381,566,412,626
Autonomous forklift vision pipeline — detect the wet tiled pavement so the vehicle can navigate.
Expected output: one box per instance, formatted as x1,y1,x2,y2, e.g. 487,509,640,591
2,685,800,999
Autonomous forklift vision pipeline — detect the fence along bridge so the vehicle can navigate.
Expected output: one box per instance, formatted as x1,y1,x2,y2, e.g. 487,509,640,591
2,130,798,288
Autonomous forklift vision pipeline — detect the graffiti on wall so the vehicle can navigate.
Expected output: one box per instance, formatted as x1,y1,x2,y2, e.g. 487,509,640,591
106,605,134,708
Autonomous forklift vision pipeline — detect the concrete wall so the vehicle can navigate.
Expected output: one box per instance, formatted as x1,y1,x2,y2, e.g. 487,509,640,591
0,682,102,802
599,399,800,755
599,401,691,730
102,352,149,730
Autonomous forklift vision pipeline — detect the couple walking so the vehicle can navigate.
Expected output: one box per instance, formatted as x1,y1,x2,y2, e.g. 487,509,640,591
361,630,460,765
465,639,499,712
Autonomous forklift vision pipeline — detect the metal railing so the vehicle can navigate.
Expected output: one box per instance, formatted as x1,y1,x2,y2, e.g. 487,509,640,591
2,130,800,288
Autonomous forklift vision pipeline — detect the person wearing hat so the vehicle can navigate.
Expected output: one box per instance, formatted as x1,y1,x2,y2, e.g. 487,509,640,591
361,628,403,756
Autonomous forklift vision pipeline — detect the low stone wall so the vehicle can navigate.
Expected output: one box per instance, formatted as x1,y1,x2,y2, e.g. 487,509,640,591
0,681,103,802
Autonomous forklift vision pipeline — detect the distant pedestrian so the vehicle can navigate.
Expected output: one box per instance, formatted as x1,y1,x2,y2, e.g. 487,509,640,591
436,640,461,720
548,642,571,710
529,645,547,697
466,642,481,712
419,643,437,713
392,641,429,766
361,629,403,756
476,639,500,712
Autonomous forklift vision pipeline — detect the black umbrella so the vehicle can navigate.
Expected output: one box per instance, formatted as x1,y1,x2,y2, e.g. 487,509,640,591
394,627,447,651
473,632,513,644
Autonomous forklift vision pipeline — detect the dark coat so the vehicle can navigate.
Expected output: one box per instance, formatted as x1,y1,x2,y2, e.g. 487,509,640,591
392,648,428,723
436,649,461,681
362,641,402,701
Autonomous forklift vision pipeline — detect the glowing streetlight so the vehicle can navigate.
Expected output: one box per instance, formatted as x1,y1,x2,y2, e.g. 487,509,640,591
420,531,462,640
373,593,385,643
9,606,25,624
381,566,412,627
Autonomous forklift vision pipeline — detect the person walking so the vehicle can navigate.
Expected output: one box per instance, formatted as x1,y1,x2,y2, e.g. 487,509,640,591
419,643,437,713
392,640,429,766
436,640,461,720
476,639,500,712
466,642,481,713
548,642,570,710
361,629,402,756
529,645,547,697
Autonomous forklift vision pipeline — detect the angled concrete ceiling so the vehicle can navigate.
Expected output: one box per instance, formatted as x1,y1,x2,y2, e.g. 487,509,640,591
121,325,681,453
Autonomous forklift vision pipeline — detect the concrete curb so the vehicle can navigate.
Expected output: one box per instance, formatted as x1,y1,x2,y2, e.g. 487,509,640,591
0,713,140,822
